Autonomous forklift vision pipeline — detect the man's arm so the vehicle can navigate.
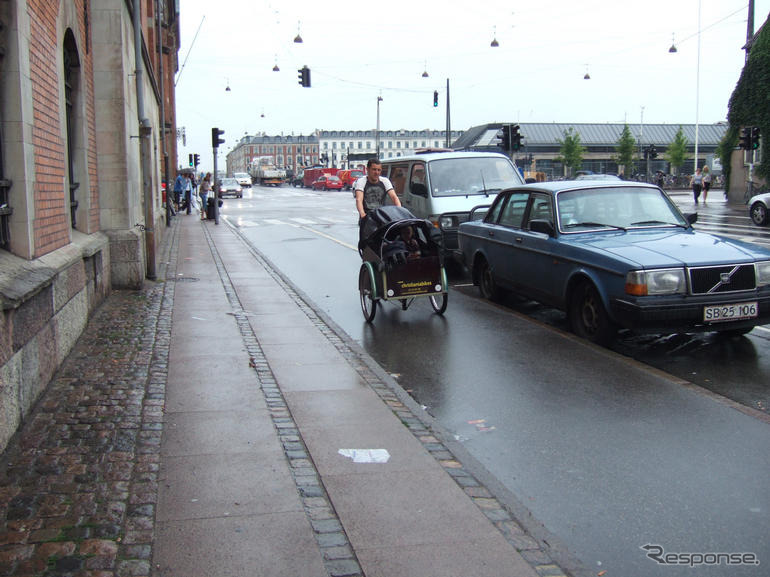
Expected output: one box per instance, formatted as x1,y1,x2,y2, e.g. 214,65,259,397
387,188,401,207
355,188,366,219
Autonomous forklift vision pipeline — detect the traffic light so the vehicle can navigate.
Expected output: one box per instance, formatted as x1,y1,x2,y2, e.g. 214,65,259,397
739,127,751,150
188,153,194,167
649,145,658,159
298,66,311,87
211,127,225,148
497,125,510,151
433,90,438,107
750,126,761,150
193,153,200,167
510,124,522,151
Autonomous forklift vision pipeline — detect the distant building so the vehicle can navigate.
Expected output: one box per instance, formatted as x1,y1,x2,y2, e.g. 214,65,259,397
226,129,464,175
452,122,728,179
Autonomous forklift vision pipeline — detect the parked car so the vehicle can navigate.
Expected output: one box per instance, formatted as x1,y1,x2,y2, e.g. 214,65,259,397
291,169,304,187
311,175,344,191
459,181,770,344
218,177,243,198
233,172,252,188
748,190,770,226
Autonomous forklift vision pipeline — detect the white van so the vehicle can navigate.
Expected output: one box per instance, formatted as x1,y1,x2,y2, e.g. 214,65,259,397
380,151,525,255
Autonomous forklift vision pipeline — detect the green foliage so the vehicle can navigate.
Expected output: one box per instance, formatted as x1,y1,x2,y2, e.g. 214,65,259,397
728,17,770,179
716,126,739,193
666,127,688,175
615,125,636,176
556,128,586,176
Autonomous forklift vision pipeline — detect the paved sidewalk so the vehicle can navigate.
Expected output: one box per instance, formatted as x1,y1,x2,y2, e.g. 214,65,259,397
1,214,574,577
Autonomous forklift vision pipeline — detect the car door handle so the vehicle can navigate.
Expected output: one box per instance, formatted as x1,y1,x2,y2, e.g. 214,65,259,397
515,236,523,243
487,230,495,237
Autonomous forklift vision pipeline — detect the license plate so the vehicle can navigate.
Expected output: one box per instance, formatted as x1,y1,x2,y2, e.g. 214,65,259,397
703,301,758,323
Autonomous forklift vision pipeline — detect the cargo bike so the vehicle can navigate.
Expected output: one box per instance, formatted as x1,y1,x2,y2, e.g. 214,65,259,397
358,206,449,322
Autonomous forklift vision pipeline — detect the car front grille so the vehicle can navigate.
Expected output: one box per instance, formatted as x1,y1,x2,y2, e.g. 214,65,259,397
688,264,756,294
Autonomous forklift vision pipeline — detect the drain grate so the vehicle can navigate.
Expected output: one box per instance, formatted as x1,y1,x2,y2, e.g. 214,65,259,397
172,276,199,282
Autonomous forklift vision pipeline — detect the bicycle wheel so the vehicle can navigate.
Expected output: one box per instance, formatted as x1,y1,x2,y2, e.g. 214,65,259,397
429,293,448,314
359,263,378,322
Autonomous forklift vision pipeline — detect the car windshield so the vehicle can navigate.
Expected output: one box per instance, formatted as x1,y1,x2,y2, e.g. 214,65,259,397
222,178,238,186
427,157,524,197
234,173,249,179
557,187,688,231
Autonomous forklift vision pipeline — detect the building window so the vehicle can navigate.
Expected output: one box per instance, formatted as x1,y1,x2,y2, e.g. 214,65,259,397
63,30,81,229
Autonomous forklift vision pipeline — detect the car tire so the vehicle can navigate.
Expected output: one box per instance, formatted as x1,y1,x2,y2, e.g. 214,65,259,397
568,281,616,345
750,202,768,226
477,257,499,301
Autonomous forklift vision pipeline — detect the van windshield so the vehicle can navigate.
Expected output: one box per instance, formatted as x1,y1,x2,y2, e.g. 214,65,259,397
428,157,524,197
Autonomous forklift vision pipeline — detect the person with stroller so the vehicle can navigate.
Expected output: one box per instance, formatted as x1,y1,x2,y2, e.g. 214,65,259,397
355,159,401,240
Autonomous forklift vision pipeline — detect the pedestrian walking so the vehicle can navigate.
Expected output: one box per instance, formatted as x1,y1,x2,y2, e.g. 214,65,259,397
199,173,212,220
173,172,185,211
690,168,703,203
702,165,711,202
183,174,193,214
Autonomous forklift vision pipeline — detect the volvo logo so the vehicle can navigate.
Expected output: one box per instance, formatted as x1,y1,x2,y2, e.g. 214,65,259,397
720,272,732,284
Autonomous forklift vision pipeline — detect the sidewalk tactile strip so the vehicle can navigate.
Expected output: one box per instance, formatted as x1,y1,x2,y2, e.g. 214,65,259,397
223,222,571,577
201,223,365,577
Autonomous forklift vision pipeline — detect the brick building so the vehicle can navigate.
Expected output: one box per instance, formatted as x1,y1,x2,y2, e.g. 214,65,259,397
0,0,181,452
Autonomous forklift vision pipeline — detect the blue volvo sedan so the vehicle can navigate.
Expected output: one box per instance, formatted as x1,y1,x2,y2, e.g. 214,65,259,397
458,181,770,344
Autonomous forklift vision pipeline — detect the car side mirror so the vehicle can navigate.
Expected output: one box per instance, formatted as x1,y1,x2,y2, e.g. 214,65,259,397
685,212,697,225
529,219,555,236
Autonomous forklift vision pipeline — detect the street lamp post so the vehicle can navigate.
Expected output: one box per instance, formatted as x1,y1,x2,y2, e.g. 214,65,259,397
693,0,701,175
376,96,383,159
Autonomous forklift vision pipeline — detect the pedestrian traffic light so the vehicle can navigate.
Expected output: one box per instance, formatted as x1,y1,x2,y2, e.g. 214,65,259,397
188,153,194,167
739,127,751,150
298,66,311,87
751,126,761,150
510,124,522,151
433,90,438,107
193,153,200,167
211,127,225,148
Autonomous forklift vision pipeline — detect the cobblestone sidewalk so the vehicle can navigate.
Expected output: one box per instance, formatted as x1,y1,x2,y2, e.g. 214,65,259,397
0,226,176,576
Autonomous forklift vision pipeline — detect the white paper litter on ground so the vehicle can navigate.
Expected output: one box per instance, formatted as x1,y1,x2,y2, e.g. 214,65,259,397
337,449,390,463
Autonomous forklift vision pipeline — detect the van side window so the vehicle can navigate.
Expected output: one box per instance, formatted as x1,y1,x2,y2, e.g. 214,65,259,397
388,163,409,197
410,163,427,197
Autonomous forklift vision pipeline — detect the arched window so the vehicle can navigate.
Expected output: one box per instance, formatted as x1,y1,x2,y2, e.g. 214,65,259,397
63,30,80,228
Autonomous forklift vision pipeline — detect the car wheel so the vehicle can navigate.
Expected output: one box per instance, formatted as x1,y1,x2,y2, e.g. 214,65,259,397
750,202,768,226
477,257,499,301
568,281,616,345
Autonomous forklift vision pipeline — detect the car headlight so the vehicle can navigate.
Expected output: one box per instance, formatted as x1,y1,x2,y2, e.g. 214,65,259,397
437,215,456,230
757,261,770,286
625,269,686,296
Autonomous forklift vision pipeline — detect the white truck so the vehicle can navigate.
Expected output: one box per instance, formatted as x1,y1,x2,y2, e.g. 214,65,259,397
249,156,286,186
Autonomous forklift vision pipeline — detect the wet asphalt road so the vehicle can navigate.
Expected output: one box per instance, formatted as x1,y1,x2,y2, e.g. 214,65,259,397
220,185,770,576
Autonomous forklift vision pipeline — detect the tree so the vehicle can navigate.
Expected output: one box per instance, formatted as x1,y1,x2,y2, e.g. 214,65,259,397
555,128,586,177
727,14,770,184
666,127,688,175
615,125,636,177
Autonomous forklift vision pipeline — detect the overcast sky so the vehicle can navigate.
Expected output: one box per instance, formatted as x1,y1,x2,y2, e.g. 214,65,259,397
175,0,769,168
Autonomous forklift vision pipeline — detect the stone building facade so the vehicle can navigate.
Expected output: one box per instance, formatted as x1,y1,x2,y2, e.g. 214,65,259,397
0,0,180,452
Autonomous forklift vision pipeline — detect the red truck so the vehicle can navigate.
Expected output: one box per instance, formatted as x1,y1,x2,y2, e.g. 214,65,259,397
337,168,365,190
302,167,338,188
